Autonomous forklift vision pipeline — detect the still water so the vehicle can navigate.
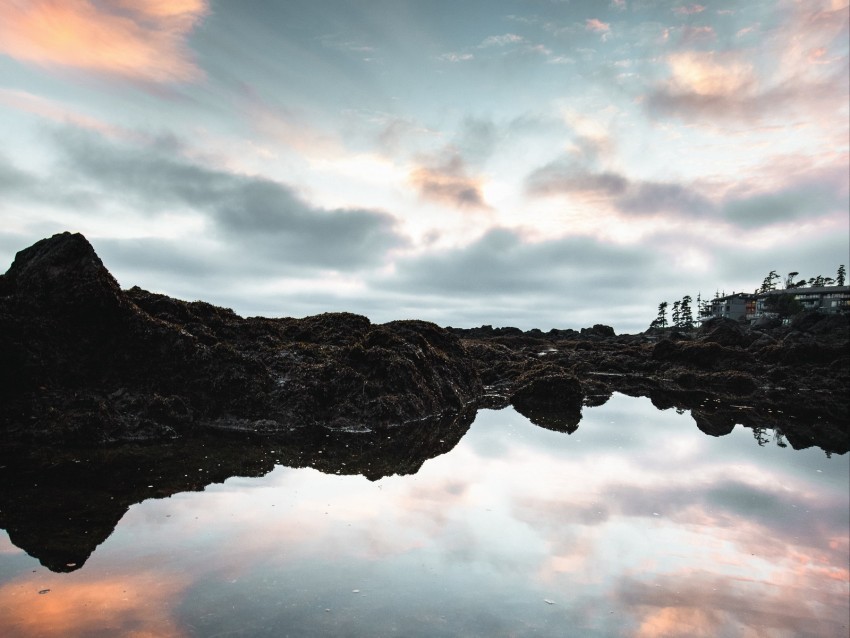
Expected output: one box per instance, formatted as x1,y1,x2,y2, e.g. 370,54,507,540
1,393,847,637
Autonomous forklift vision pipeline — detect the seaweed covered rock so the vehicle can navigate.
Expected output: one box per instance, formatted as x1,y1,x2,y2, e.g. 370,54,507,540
0,233,481,443
510,370,584,433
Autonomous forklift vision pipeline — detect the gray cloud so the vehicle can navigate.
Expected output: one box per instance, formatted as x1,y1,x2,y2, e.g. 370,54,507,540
52,130,406,271
0,154,36,195
722,167,849,229
454,116,499,166
382,228,654,297
526,156,714,218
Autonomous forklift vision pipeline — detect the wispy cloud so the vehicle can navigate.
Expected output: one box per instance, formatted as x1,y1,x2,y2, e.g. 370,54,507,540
0,0,208,83
479,33,525,48
673,4,707,16
438,52,475,63
646,2,849,123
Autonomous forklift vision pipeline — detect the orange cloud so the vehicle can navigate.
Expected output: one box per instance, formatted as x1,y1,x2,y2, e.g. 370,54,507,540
0,571,190,637
410,152,491,210
667,51,756,97
0,0,208,82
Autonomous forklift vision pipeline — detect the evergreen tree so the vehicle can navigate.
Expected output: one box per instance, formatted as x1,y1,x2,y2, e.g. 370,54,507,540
649,301,668,329
680,295,694,329
837,264,846,286
760,270,780,292
671,300,681,328
785,272,799,288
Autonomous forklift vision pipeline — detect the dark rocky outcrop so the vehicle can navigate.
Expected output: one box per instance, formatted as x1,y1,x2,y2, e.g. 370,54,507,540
1,232,848,573
2,232,847,451
0,233,480,443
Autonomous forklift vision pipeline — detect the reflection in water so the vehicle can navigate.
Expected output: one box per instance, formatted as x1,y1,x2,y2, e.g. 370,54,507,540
0,394,847,637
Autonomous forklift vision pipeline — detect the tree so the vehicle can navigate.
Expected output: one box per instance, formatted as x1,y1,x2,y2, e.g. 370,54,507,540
650,301,668,329
837,264,846,286
680,295,694,330
809,275,825,287
760,270,780,292
671,300,681,328
785,272,799,288
763,292,803,319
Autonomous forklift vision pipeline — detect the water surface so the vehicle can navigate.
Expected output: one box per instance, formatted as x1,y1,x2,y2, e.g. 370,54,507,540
1,394,847,637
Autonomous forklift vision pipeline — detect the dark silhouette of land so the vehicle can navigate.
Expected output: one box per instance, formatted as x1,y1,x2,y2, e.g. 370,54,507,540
1,232,847,572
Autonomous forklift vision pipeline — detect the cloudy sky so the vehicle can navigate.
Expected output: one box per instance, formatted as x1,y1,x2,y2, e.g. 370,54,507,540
0,0,847,333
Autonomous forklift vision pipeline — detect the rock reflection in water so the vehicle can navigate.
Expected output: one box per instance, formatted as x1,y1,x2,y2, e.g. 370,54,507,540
0,408,475,573
0,394,847,638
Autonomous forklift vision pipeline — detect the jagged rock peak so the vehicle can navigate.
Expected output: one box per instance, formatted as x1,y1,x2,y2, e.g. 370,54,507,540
4,232,125,315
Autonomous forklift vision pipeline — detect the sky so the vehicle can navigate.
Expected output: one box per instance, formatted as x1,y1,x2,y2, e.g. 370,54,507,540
0,0,847,333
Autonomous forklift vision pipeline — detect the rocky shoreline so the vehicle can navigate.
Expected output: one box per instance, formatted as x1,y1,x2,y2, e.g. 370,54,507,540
2,231,848,573
1,232,847,452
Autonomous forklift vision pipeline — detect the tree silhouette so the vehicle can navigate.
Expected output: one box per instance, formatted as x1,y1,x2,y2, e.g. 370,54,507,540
680,295,694,329
838,264,846,286
760,270,780,292
649,301,668,329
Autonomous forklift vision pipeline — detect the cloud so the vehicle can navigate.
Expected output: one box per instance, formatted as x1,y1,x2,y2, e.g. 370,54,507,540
0,0,208,83
45,129,407,273
438,52,475,63
409,151,491,210
666,51,756,97
0,89,125,138
479,34,525,48
585,18,611,34
382,227,655,297
721,164,849,228
0,153,36,195
673,4,707,15
455,117,499,165
645,3,849,123
525,157,714,219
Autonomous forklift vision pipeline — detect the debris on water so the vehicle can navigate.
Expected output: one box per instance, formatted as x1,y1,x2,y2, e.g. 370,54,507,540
38,589,50,595
544,599,555,605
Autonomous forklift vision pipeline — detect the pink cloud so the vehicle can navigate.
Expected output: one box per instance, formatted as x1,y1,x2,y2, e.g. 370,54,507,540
673,4,707,15
0,89,127,138
585,18,611,34
680,25,716,43
0,0,208,83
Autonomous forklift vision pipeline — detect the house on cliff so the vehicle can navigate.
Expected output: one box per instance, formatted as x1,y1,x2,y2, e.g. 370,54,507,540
709,293,756,322
707,286,850,323
755,286,850,318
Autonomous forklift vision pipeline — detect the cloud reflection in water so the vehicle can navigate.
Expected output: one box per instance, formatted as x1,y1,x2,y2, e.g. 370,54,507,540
0,394,847,637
